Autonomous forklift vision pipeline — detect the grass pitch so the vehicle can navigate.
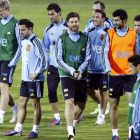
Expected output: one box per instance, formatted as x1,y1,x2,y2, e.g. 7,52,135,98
0,0,139,139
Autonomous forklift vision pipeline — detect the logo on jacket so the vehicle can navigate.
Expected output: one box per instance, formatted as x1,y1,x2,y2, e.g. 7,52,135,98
26,45,31,52
100,34,105,40
69,54,82,63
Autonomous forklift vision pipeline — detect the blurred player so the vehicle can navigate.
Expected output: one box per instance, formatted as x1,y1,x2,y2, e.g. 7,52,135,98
55,12,91,140
101,9,139,140
0,0,20,124
3,19,49,138
127,14,140,140
43,3,68,126
86,9,109,124
127,54,140,140
84,0,112,115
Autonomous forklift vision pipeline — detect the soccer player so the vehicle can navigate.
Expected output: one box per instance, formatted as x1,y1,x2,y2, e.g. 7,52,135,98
84,0,112,115
86,9,109,124
101,9,139,140
127,14,140,140
43,3,68,126
0,0,20,124
55,12,91,140
127,54,140,140
3,19,49,138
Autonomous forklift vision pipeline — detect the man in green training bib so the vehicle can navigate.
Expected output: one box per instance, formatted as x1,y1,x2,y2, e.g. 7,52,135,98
55,12,91,140
127,54,140,140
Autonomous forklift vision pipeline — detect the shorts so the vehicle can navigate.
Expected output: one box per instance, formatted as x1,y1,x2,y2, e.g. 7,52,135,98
60,77,87,103
47,65,60,103
109,75,136,98
20,81,44,98
87,73,108,90
0,61,15,86
131,128,140,140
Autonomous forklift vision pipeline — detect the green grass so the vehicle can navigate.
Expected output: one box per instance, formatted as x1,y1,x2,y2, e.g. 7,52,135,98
0,0,139,139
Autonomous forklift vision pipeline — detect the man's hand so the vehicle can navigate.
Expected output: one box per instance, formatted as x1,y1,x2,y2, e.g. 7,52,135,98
73,70,82,79
29,73,37,81
107,71,111,75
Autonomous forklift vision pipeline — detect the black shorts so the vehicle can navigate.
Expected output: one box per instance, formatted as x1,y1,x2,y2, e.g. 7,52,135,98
47,65,60,103
0,61,15,86
60,77,87,103
87,73,108,91
109,75,136,98
20,81,44,98
131,128,140,140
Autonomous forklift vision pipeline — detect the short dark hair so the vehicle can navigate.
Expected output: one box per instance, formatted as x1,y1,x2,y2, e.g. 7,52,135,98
128,54,140,67
66,12,80,22
94,1,105,10
47,3,61,13
19,19,34,29
113,9,128,21
94,9,106,19
134,15,140,22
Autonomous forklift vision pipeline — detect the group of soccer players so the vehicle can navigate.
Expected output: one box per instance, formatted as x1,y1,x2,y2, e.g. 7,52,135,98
0,0,140,140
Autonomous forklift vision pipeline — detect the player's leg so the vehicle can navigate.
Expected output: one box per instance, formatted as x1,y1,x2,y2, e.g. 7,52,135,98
124,75,136,140
8,93,18,123
3,81,29,136
47,65,61,125
24,81,43,138
87,73,101,114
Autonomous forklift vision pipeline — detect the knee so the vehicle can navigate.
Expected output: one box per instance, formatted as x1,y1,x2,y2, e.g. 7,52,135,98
111,102,119,110
78,103,86,111
31,99,40,109
65,99,74,109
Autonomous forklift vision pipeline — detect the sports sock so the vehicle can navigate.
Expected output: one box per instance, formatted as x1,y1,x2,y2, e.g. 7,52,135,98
73,120,77,127
14,123,23,132
54,113,60,120
0,110,5,121
100,114,105,120
10,104,18,114
98,104,101,114
32,125,39,134
67,126,74,136
112,128,118,136
129,126,131,138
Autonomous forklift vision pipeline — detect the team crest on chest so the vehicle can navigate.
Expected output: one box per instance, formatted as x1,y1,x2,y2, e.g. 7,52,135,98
26,45,31,52
63,29,67,33
100,34,105,40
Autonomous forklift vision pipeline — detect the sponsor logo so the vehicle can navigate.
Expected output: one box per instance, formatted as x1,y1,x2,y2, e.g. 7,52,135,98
7,32,11,35
29,89,34,92
64,89,68,92
109,93,112,95
3,77,7,80
128,44,131,46
116,51,131,59
22,55,28,64
86,79,90,82
134,90,136,94
63,29,67,33
129,103,134,107
69,54,82,63
103,85,107,88
30,93,35,96
47,72,50,74
100,34,105,40
65,93,68,97
103,81,107,84
87,84,90,86
0,38,7,46
110,88,113,91
2,73,7,76
82,48,85,51
92,45,101,53
26,45,31,52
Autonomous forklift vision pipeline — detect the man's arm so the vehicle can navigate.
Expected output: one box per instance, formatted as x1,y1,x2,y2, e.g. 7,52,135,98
133,85,140,134
55,36,75,76
8,21,22,67
101,33,111,75
78,37,91,74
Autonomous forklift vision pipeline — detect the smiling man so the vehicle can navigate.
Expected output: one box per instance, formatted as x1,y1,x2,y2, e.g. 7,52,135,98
101,9,140,140
55,12,91,140
86,9,109,125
